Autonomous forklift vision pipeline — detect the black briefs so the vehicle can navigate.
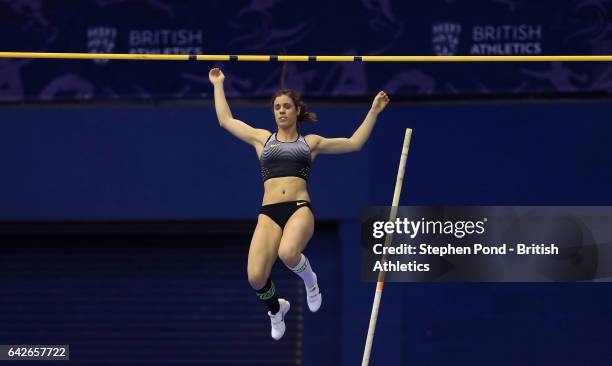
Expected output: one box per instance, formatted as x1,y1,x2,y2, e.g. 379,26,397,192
260,200,312,229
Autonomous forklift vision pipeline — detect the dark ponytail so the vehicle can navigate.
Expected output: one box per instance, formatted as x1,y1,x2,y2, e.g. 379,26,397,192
271,89,318,127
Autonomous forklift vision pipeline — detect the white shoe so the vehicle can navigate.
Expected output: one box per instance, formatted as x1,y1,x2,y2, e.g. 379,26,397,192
306,273,322,312
268,298,290,340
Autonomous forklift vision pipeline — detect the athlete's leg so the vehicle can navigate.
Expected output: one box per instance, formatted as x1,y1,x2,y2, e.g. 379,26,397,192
247,213,290,340
277,206,314,267
278,207,322,312
248,214,283,309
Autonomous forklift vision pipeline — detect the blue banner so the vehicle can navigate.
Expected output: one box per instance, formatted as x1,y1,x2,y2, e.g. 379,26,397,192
1,0,611,101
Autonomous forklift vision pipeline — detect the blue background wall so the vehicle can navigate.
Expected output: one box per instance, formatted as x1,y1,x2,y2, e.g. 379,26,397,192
3,100,612,220
1,100,612,364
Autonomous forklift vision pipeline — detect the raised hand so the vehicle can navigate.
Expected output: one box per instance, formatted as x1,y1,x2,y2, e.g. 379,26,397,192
208,68,225,85
371,91,390,114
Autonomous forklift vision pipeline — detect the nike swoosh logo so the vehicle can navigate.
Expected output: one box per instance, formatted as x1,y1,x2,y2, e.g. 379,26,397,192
297,202,307,206
269,144,280,148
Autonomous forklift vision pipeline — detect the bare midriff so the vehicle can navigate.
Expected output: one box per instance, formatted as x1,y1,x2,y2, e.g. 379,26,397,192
262,176,310,205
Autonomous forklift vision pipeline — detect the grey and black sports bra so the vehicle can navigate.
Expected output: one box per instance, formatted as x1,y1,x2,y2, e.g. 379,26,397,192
260,133,311,182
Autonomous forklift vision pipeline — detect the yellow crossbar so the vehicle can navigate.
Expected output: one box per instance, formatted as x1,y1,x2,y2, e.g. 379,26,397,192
1,52,612,62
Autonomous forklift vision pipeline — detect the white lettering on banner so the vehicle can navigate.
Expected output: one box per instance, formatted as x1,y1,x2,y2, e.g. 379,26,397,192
128,29,204,54
473,25,542,42
470,42,542,55
127,47,203,55
431,21,544,56
471,24,543,55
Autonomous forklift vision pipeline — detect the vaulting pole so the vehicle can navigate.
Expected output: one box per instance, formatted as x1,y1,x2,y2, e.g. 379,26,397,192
362,128,413,366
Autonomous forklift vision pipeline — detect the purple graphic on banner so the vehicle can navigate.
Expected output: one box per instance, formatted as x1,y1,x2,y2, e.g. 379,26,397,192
361,0,404,54
383,70,436,95
96,0,174,17
324,64,368,96
591,65,612,91
521,62,589,92
493,0,518,13
0,0,48,28
228,1,311,51
39,74,94,100
566,0,612,50
0,59,28,101
181,69,253,97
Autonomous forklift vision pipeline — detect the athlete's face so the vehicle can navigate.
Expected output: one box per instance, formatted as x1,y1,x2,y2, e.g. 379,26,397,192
273,94,300,128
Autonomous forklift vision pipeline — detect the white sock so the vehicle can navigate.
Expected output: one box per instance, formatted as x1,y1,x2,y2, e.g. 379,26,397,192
288,254,316,289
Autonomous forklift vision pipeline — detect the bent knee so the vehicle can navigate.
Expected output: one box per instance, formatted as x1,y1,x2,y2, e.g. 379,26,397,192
278,246,301,267
247,270,268,290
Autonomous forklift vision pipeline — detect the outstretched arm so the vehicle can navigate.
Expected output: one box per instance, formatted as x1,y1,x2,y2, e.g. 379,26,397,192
307,91,390,156
209,68,270,148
